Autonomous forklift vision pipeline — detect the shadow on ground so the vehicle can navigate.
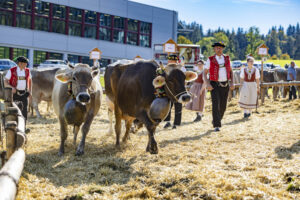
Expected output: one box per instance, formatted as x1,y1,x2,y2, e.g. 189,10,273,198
275,140,300,160
23,142,139,187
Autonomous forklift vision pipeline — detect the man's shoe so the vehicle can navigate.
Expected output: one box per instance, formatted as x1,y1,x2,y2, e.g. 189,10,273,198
164,122,171,129
244,113,248,118
193,114,202,122
172,125,177,129
247,113,251,118
214,127,220,132
25,128,30,134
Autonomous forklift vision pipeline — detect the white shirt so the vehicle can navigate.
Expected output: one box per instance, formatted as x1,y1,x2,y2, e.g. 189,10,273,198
5,66,31,90
240,67,260,80
204,55,228,82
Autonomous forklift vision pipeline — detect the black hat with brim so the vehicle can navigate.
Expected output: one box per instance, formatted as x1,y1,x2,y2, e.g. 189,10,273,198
167,54,179,61
212,42,225,48
15,56,29,64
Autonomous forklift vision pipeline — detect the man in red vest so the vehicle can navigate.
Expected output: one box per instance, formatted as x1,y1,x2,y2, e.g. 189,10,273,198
4,56,32,132
203,42,234,132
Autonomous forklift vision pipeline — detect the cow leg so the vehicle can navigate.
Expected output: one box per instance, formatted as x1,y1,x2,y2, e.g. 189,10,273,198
273,87,278,100
75,114,93,156
33,101,42,118
108,108,114,134
73,125,80,146
58,118,68,156
228,90,232,101
114,106,122,148
122,118,134,143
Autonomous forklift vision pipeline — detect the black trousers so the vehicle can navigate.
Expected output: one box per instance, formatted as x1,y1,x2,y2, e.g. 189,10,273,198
289,82,297,100
210,81,229,128
13,93,28,121
164,102,182,126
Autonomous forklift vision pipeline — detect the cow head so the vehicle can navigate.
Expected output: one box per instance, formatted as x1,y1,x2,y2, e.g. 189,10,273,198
55,63,99,104
152,64,197,103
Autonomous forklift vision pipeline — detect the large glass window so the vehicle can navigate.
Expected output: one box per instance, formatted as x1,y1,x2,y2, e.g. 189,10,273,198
100,14,111,27
99,27,111,41
0,0,14,10
114,16,124,29
127,32,138,45
128,19,138,32
68,54,80,65
0,46,10,59
13,48,29,59
113,16,124,43
81,56,93,66
34,50,47,66
35,0,49,16
113,30,124,43
16,14,31,29
100,58,111,68
16,0,32,13
85,10,96,24
52,4,65,19
84,26,96,39
140,35,150,48
49,52,63,60
140,22,151,47
69,22,81,37
52,19,65,34
35,16,49,31
140,22,151,34
0,11,13,26
69,7,82,22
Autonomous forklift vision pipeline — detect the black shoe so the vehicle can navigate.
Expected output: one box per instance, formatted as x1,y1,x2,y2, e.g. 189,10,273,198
247,113,251,118
25,128,30,134
193,114,202,122
214,127,220,132
164,122,171,129
172,125,177,129
244,113,248,118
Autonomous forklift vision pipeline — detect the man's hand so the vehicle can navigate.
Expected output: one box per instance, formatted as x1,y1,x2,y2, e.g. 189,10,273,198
12,88,16,94
206,83,213,91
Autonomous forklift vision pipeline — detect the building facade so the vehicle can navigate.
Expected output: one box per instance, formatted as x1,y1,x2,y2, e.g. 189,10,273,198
0,0,178,67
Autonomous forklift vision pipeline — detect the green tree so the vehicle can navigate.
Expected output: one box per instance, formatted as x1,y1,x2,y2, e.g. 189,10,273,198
197,37,214,59
177,35,193,44
245,27,263,58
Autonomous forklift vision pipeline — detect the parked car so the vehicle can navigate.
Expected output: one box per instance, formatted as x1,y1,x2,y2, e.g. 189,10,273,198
232,60,242,69
38,59,68,68
0,59,16,71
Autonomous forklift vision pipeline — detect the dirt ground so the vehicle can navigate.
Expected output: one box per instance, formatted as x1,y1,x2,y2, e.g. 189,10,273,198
15,96,300,200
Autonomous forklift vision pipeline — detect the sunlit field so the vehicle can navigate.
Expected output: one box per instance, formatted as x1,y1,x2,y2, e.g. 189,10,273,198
265,60,300,67
16,95,300,200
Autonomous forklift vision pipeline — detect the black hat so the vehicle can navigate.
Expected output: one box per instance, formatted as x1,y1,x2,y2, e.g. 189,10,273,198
15,56,29,64
167,54,179,61
212,41,225,48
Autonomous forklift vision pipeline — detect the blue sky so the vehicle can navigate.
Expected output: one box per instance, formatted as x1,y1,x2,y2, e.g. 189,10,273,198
130,0,300,35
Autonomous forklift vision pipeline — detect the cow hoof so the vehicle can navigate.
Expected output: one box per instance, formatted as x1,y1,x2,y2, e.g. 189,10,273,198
149,147,158,154
75,150,84,156
58,151,64,157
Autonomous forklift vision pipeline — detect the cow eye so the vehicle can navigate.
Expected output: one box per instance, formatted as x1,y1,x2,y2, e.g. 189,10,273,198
73,77,76,81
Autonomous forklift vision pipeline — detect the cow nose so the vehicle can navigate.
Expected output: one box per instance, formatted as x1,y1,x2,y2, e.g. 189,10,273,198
78,93,90,103
181,94,191,102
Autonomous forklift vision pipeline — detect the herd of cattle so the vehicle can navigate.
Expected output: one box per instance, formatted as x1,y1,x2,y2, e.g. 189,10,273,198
0,61,299,156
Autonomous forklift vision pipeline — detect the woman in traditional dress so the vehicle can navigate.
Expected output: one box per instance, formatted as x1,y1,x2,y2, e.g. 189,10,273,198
186,59,206,122
238,56,260,118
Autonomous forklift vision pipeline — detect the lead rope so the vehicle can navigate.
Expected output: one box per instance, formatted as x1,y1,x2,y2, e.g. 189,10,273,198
164,82,189,102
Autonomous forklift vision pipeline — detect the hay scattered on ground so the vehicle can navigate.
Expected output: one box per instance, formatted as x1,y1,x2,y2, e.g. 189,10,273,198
16,96,300,200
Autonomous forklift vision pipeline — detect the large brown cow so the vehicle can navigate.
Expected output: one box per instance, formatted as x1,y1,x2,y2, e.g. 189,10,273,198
105,60,197,154
273,68,288,99
52,63,102,156
30,67,61,117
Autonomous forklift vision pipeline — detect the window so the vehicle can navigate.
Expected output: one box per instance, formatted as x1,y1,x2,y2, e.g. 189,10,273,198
85,10,96,24
140,22,151,47
68,54,80,65
113,16,124,43
127,32,138,45
69,22,81,37
35,0,49,16
16,14,31,29
128,19,138,32
52,4,65,19
52,19,65,34
0,0,14,10
69,7,82,22
16,0,32,13
0,46,10,59
100,58,111,68
49,52,63,60
84,26,96,39
114,16,124,29
35,16,49,31
127,19,138,45
99,14,111,41
13,48,29,59
113,30,124,43
34,50,47,66
81,56,93,66
0,11,13,26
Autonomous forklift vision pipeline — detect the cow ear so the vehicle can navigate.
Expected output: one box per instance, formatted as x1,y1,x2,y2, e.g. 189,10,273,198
91,69,99,78
185,71,197,82
55,73,71,83
152,75,166,88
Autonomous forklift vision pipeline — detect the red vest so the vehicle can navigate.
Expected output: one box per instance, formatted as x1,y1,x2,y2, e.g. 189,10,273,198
209,55,231,81
195,72,204,83
9,66,30,89
244,69,256,82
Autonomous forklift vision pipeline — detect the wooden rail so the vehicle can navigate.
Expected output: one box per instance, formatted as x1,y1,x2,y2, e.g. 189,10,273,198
234,81,300,88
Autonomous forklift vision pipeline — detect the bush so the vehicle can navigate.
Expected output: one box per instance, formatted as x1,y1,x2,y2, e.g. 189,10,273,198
271,55,278,60
280,53,291,60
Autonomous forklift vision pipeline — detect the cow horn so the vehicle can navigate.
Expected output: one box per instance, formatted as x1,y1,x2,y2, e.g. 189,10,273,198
68,63,75,69
91,66,98,71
